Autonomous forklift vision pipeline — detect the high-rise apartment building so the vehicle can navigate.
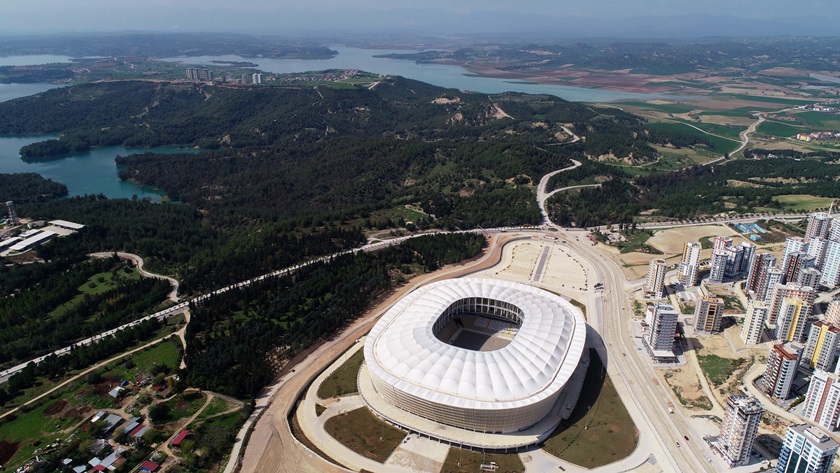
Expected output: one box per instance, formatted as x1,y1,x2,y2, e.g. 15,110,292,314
645,258,667,299
761,268,786,304
695,297,724,333
830,217,840,243
803,321,840,372
645,304,679,360
803,370,840,431
678,242,702,286
807,212,833,240
821,240,840,287
776,297,810,343
768,283,815,326
826,298,840,327
798,267,822,290
742,300,768,345
763,342,801,400
709,250,728,283
746,253,777,297
776,424,838,473
715,395,764,467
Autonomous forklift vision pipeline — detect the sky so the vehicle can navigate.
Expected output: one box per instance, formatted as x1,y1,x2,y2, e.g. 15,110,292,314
2,0,837,38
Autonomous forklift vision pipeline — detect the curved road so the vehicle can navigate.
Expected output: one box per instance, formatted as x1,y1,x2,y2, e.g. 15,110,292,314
89,251,180,302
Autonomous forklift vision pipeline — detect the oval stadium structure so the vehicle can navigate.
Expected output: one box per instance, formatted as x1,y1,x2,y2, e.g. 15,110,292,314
361,278,587,443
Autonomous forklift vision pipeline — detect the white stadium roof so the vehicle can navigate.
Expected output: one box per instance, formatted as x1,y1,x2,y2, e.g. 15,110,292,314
365,278,586,411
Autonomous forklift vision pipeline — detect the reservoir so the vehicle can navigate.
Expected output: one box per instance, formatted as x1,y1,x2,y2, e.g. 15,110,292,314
0,135,190,201
162,46,670,103
2,47,670,200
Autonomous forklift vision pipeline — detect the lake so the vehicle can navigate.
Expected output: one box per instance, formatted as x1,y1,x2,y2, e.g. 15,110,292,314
0,135,192,201
162,46,674,103
1,47,673,200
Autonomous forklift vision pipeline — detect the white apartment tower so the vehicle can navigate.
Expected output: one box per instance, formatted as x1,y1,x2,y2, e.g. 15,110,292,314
645,258,667,299
821,240,840,287
645,304,679,359
678,242,701,286
803,370,840,431
761,268,786,303
709,249,728,283
741,300,768,345
803,321,840,372
746,253,776,297
715,395,764,467
776,297,810,343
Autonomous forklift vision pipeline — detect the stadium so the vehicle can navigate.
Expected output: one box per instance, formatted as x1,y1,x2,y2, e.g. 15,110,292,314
360,278,587,448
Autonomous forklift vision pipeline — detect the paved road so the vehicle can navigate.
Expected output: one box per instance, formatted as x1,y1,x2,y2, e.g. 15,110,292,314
566,231,717,471
536,158,583,224
90,251,180,302
234,233,517,473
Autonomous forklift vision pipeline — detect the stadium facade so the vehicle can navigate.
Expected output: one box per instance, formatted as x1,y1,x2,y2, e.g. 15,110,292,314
361,278,587,447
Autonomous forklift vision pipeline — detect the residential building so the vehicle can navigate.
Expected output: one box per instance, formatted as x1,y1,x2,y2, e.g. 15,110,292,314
768,283,815,326
252,72,262,84
776,297,810,343
784,252,816,285
241,73,252,84
821,240,840,287
798,267,822,290
803,370,840,431
709,250,728,283
826,298,840,327
808,237,828,270
742,300,768,345
645,258,667,298
762,268,785,304
746,253,777,297
678,242,702,286
715,395,764,467
803,321,840,372
776,424,838,473
714,235,733,250
783,237,809,270
185,68,200,81
807,212,833,240
738,242,756,276
644,304,679,361
695,297,724,333
201,69,213,81
830,218,840,243
762,342,801,400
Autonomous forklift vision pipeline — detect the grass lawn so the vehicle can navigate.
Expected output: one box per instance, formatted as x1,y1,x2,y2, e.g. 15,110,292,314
697,354,749,387
441,447,524,473
614,230,662,255
324,408,406,463
541,350,638,468
318,349,364,399
194,396,236,422
112,339,181,381
772,194,835,211
0,398,84,468
153,391,206,424
721,295,745,312
50,265,141,318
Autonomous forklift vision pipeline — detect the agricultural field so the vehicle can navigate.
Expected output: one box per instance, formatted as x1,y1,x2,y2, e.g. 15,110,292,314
757,121,806,138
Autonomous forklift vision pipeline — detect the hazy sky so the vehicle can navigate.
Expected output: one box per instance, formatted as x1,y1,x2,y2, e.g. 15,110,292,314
2,0,837,37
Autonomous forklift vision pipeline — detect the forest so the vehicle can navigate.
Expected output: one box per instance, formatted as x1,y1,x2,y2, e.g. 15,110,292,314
548,154,840,227
0,173,68,203
183,233,486,398
0,256,172,366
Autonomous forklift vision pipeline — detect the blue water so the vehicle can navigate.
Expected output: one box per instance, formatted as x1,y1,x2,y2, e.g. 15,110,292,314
1,48,676,199
162,46,674,102
0,135,194,201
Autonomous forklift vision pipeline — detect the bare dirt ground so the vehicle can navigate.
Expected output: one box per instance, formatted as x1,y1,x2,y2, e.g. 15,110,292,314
646,225,739,254
658,368,712,411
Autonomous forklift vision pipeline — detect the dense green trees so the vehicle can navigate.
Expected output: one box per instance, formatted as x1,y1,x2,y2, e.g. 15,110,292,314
183,233,485,398
0,173,68,203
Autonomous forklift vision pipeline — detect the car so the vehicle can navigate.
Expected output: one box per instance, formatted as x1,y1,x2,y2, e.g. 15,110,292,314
684,435,689,441
676,441,681,448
